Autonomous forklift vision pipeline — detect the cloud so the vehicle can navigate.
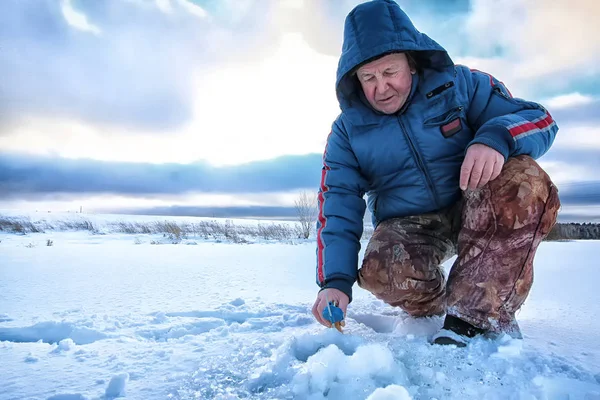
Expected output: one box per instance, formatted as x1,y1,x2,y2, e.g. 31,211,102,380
175,0,208,18
274,0,471,58
0,0,343,165
0,0,279,132
2,0,598,137
61,0,102,35
541,147,600,181
543,93,596,110
539,148,600,216
0,32,340,166
549,100,600,127
558,206,600,223
505,1,600,81
433,0,600,98
556,181,600,206
0,0,487,138
522,151,600,209
0,152,323,199
534,96,600,153
277,0,600,100
538,161,597,186
155,0,175,14
553,126,600,151
538,96,600,152
0,190,308,215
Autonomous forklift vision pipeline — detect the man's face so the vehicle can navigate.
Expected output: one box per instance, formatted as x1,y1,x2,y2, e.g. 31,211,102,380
356,53,414,114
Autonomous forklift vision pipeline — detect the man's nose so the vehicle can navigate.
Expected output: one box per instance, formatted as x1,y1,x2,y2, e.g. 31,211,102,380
376,77,389,94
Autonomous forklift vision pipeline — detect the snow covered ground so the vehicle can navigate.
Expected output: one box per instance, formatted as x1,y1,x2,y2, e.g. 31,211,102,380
1,213,600,399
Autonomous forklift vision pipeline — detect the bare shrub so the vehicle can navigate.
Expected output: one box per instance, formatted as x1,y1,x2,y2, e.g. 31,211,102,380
112,221,154,234
28,221,44,233
192,221,215,239
230,232,248,244
139,224,153,234
115,222,138,234
0,216,44,234
184,220,239,241
222,220,235,239
0,213,378,245
292,223,305,239
295,191,318,239
46,239,54,246
257,223,296,240
154,221,187,243
59,219,97,232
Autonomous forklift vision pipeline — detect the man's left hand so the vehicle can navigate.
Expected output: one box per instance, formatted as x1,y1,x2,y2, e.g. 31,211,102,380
460,144,504,190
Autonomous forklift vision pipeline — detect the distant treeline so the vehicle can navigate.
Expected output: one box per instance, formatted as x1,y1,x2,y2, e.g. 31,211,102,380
1,215,599,242
545,222,600,241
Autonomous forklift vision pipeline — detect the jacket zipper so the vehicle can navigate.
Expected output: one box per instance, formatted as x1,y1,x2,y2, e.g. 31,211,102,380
397,116,441,209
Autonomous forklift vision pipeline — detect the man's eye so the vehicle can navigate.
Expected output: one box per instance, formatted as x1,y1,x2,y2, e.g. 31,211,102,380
385,71,398,77
363,76,374,82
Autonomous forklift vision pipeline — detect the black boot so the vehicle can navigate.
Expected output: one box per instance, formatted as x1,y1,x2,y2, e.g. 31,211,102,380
431,315,487,347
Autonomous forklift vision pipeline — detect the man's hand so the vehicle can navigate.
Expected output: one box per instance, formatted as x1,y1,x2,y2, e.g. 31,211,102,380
460,144,504,190
311,288,349,328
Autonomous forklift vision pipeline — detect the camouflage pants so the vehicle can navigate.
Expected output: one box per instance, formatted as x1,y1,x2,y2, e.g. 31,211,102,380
357,155,560,334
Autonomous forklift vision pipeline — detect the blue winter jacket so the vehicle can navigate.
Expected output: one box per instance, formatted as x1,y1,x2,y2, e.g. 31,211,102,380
315,0,558,301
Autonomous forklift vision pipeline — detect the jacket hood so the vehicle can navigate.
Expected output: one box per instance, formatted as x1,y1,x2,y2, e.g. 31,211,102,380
336,0,453,117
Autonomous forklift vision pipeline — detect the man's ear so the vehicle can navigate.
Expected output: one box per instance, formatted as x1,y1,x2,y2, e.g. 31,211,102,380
406,51,418,75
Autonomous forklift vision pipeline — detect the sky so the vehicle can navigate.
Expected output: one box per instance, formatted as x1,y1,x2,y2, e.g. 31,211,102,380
0,0,599,221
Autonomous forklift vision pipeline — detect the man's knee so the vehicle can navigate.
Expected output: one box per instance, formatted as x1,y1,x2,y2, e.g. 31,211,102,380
489,155,555,201
358,264,446,317
467,154,560,235
472,155,557,210
359,239,446,315
358,239,411,296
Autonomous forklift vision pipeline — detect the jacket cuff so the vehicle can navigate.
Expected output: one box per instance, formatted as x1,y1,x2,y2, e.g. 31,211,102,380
468,126,514,161
320,277,354,303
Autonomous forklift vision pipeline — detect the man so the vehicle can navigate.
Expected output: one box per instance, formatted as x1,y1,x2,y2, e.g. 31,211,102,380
311,0,560,347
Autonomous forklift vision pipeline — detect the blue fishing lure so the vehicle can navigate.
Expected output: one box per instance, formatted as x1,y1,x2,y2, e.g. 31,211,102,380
322,302,344,326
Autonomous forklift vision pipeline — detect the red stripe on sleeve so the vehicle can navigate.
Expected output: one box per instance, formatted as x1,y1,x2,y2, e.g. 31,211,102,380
509,113,554,138
316,132,332,285
316,166,330,284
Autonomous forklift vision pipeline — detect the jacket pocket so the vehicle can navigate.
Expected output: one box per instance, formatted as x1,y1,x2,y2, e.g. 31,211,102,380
423,106,466,138
423,106,464,127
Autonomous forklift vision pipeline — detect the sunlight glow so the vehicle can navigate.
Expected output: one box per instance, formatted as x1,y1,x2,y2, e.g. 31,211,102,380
0,33,339,166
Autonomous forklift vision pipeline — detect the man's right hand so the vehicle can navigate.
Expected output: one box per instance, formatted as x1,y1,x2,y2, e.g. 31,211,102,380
311,288,350,327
